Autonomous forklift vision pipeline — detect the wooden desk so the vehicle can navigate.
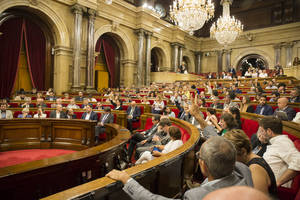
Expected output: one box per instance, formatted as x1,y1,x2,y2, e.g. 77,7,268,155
0,121,130,200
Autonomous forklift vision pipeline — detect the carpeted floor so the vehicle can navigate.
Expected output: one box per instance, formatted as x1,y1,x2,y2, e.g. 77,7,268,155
0,149,76,168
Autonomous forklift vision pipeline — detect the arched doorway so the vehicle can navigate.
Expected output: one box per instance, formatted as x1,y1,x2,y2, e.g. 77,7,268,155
94,33,121,90
237,54,268,76
151,47,165,72
182,56,191,72
0,7,54,98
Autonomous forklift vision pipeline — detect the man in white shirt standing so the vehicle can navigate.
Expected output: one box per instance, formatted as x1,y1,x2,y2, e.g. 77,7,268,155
257,117,300,188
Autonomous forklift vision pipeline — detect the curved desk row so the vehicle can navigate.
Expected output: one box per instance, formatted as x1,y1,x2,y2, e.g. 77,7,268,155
42,111,300,200
0,120,131,200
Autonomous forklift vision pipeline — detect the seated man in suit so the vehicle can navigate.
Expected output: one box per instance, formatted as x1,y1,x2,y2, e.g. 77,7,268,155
289,87,300,103
254,96,273,116
49,104,67,119
20,97,34,108
36,97,47,108
126,115,160,162
273,97,296,121
106,136,253,199
75,91,84,101
81,98,93,109
81,104,98,121
0,103,13,119
126,101,141,132
135,117,171,159
95,107,114,144
66,108,77,119
51,98,63,108
210,97,223,109
45,91,56,101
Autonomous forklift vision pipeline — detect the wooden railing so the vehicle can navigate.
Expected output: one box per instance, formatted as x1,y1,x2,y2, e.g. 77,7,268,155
42,110,300,200
42,117,200,200
0,121,131,200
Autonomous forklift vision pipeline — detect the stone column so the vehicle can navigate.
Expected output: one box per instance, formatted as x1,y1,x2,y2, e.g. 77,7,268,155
195,51,202,74
217,50,223,73
86,9,97,92
178,45,183,66
224,49,232,70
171,43,179,72
145,31,152,86
285,42,294,67
122,59,137,87
135,29,145,87
273,43,281,65
71,4,86,91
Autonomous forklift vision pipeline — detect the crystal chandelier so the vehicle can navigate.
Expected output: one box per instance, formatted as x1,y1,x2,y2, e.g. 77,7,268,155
210,0,243,47
170,0,215,35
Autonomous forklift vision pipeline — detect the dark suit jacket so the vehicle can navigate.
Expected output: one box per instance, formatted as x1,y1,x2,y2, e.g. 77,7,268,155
144,124,158,137
81,103,93,109
46,96,56,101
126,106,141,120
81,111,98,121
274,107,296,121
210,103,223,109
254,104,274,116
110,100,123,110
246,105,255,113
99,113,114,124
75,96,84,101
289,96,300,103
229,68,236,75
36,103,48,108
50,111,67,119
67,114,77,119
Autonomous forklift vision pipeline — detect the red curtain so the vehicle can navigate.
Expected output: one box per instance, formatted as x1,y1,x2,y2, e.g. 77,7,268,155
95,38,116,87
102,39,115,88
23,19,46,90
0,17,24,98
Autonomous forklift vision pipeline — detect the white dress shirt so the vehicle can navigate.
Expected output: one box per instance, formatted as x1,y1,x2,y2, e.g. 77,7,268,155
263,135,300,188
56,112,60,119
85,113,91,120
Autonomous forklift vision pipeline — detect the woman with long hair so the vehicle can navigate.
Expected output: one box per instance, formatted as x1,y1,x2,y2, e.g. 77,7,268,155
240,96,255,113
224,129,277,197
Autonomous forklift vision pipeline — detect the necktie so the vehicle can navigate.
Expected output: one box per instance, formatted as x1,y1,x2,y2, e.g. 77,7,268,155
102,114,108,123
260,106,265,115
129,107,135,116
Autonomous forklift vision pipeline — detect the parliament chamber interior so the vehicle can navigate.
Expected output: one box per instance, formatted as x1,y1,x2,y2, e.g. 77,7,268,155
0,0,300,199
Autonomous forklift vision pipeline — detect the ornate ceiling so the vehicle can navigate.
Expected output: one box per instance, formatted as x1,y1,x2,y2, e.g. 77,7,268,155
126,0,300,37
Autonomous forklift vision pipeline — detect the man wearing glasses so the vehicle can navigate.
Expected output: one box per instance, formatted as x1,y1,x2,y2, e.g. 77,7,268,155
106,136,253,199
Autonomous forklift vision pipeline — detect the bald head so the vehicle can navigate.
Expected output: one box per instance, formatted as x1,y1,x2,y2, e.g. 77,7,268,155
277,97,288,110
203,186,270,200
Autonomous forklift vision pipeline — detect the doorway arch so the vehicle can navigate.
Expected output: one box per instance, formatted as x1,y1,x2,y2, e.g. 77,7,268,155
151,47,166,72
95,33,124,89
182,56,191,72
0,6,56,97
237,54,268,76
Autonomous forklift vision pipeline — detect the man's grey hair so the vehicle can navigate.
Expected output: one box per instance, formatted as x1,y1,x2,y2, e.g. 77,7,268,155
199,136,236,179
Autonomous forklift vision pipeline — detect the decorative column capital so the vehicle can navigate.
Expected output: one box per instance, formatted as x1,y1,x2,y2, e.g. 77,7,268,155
283,42,295,48
145,31,153,37
71,4,87,15
273,43,283,49
88,8,97,18
221,0,233,5
135,28,146,36
194,51,202,56
171,42,184,48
